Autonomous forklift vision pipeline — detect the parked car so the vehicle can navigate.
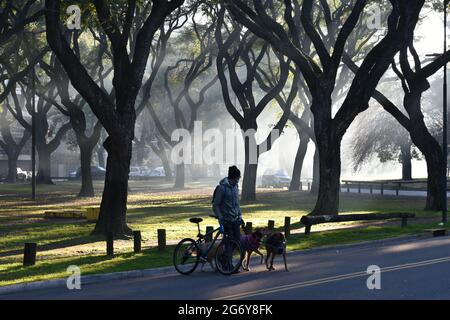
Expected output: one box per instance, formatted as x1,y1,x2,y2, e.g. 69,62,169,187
150,166,166,177
68,170,78,179
17,168,31,181
129,166,141,178
129,166,153,178
69,166,107,180
137,166,153,177
261,169,291,188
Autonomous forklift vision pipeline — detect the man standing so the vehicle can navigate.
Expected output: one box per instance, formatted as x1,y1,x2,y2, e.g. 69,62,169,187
212,165,244,242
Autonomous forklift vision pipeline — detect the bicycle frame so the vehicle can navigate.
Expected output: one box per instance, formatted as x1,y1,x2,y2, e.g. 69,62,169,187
196,227,222,260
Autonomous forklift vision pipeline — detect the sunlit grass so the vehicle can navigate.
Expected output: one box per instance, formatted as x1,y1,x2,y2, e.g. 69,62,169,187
0,247,173,287
0,180,445,286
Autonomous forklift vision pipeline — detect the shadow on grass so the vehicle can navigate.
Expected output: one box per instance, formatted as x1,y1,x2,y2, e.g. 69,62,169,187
0,246,175,285
284,223,437,252
0,234,103,258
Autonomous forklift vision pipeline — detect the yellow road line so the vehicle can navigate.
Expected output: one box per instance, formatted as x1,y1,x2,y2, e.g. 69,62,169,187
213,255,450,300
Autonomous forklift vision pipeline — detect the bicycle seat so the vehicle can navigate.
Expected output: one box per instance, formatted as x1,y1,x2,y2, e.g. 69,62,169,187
189,218,203,224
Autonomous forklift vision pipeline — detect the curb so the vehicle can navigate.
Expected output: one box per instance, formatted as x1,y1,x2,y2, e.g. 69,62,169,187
286,233,431,256
0,233,438,296
0,264,176,296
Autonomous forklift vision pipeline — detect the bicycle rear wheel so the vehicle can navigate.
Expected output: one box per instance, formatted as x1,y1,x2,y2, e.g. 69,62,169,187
215,239,243,275
173,238,200,275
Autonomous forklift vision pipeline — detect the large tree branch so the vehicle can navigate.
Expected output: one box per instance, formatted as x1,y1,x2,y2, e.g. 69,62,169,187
47,122,72,153
300,0,329,68
334,0,424,137
289,113,316,143
343,51,412,132
0,2,44,46
137,7,188,116
130,0,184,94
146,102,174,146
328,0,367,78
225,0,319,89
45,0,120,137
420,49,450,79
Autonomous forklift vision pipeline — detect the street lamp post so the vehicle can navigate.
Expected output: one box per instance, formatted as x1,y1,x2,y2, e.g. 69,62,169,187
443,0,448,224
31,65,36,201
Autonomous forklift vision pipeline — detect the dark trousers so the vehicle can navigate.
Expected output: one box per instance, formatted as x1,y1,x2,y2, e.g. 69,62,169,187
223,221,241,242
222,221,241,270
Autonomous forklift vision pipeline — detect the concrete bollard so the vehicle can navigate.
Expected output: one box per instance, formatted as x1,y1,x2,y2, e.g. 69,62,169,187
268,220,275,231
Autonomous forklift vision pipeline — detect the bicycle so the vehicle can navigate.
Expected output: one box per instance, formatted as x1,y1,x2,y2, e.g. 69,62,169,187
173,215,244,275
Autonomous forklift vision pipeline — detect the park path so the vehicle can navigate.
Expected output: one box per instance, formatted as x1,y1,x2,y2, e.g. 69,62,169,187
341,186,450,197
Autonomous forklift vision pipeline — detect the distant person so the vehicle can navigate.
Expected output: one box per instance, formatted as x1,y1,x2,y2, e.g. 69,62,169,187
212,165,245,249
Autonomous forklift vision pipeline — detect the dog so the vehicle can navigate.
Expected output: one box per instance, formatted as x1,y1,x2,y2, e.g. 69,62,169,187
240,230,265,271
264,231,288,271
200,230,265,272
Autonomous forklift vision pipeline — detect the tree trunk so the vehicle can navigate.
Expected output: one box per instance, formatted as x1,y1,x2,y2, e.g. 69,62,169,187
409,124,445,211
78,143,95,197
97,147,106,168
93,136,133,237
423,150,446,211
36,147,53,185
311,146,320,194
6,151,18,183
405,90,445,211
311,132,341,215
135,140,145,166
400,143,412,181
160,150,172,181
150,140,173,181
174,163,185,188
241,129,259,201
242,161,258,201
289,134,309,191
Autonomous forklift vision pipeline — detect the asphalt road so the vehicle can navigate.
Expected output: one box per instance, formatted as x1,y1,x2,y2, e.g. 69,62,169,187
3,236,450,300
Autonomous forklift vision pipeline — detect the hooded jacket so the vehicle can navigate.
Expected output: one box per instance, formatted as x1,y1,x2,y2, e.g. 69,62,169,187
212,177,242,223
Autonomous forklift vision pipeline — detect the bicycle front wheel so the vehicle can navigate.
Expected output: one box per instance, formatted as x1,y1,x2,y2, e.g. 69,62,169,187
173,238,200,275
215,239,243,275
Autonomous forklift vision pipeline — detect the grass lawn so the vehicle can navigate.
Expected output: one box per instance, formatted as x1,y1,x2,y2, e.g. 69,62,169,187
0,223,443,287
0,179,446,287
